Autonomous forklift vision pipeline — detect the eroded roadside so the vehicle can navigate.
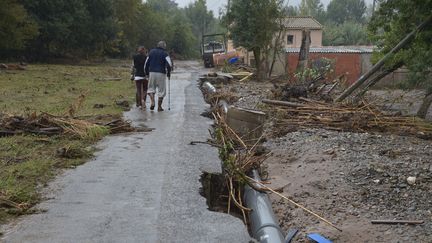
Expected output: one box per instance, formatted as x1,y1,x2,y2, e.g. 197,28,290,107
211,76,432,242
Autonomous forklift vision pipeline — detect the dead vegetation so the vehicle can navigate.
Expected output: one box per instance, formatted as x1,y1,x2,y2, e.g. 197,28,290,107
263,98,432,140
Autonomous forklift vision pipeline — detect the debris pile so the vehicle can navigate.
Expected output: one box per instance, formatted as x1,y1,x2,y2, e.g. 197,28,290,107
0,113,137,138
263,98,432,139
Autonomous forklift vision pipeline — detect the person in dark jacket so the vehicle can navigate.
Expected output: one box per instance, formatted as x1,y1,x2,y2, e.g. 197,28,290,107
133,46,148,109
144,41,172,111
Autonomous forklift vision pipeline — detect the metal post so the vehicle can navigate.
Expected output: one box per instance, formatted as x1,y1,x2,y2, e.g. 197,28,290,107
168,76,171,110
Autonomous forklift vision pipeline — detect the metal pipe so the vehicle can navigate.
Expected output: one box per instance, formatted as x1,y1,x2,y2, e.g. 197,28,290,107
244,170,284,243
201,81,217,94
218,100,229,114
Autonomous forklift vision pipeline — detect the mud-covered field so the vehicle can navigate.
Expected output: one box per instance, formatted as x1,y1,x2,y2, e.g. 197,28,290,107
221,78,432,242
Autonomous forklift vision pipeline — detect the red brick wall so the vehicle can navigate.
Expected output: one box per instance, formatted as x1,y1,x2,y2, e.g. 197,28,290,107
287,53,362,84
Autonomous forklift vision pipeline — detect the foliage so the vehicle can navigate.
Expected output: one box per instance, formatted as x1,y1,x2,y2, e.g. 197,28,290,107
184,0,215,38
1,0,220,60
323,21,369,45
326,0,367,25
299,0,326,23
368,0,432,91
295,57,334,82
225,0,284,78
0,0,38,52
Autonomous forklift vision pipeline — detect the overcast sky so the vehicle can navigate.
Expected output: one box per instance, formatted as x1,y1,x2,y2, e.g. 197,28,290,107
174,0,374,15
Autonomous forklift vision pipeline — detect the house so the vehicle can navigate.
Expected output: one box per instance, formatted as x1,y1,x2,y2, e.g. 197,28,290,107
282,16,323,48
240,16,324,67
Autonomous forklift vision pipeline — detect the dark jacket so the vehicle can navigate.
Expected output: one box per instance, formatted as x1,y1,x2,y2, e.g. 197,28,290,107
133,53,147,77
145,47,171,75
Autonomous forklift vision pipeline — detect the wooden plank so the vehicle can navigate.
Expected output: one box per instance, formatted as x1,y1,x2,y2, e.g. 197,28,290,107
227,107,266,125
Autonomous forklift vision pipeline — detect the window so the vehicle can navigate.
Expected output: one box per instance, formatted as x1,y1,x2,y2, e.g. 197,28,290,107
287,35,294,45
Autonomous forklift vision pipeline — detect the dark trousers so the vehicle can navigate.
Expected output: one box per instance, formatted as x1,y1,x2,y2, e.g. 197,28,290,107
135,79,148,107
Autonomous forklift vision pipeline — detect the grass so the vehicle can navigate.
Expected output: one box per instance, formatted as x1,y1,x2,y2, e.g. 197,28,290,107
0,61,135,223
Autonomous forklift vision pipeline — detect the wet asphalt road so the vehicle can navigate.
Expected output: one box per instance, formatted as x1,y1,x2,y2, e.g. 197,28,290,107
2,61,250,243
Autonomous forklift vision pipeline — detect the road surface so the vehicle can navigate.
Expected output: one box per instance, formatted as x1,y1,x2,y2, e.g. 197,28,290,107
2,61,250,243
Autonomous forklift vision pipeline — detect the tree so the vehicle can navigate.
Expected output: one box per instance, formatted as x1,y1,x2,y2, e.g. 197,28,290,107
326,0,367,24
0,0,38,52
21,0,117,59
169,12,197,57
299,0,326,23
111,0,143,56
369,0,432,118
185,0,214,38
225,0,283,78
323,21,369,45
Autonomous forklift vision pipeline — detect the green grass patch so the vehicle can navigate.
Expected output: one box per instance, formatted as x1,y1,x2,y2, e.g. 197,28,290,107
0,61,135,223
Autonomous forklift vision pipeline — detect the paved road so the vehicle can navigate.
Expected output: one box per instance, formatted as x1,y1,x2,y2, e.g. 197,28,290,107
2,61,250,243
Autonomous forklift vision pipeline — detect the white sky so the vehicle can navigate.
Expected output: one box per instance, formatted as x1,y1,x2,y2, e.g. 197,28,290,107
174,0,374,16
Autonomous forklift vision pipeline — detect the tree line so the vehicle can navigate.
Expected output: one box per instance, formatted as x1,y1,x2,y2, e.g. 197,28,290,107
0,0,221,61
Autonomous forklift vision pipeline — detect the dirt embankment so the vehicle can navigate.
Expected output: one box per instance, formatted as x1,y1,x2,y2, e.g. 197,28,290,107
220,78,432,242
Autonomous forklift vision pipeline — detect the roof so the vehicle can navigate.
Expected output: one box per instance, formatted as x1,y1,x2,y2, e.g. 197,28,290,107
283,16,323,29
284,46,375,54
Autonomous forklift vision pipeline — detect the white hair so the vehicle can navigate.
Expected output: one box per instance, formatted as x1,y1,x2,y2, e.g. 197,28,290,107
157,41,167,49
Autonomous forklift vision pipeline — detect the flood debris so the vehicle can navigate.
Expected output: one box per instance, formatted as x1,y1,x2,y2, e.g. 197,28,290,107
264,98,432,139
0,63,27,70
0,198,29,211
0,112,138,138
115,99,130,110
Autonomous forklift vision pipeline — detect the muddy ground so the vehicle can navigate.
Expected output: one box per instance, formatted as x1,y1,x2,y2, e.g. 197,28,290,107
219,78,432,242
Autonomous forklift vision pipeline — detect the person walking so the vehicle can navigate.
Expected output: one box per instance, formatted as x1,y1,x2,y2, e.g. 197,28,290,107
145,41,172,111
133,46,148,109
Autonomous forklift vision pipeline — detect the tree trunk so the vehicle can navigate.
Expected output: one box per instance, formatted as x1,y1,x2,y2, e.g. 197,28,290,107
253,48,262,79
417,91,432,119
269,25,283,77
297,29,311,71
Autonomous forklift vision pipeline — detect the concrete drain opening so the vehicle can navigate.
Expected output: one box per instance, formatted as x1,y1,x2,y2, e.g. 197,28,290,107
199,172,246,223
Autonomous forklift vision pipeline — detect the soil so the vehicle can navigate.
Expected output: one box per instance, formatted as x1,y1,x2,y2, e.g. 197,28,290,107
220,78,432,242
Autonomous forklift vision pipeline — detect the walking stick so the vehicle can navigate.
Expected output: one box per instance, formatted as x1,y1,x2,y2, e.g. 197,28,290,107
168,76,171,110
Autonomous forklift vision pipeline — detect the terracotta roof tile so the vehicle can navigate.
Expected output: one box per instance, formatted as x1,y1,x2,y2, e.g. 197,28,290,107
283,16,323,29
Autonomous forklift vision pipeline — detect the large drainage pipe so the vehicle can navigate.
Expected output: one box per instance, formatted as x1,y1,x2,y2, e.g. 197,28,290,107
244,170,285,243
200,81,284,243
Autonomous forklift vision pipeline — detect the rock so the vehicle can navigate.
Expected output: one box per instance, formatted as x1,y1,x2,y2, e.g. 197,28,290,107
407,176,416,185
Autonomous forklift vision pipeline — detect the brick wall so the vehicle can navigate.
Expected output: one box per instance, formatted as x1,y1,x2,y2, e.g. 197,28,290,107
287,52,362,84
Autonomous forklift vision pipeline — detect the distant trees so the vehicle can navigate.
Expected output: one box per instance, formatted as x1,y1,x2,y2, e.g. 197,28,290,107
0,0,38,52
299,0,326,23
326,0,367,24
286,0,369,46
1,0,221,60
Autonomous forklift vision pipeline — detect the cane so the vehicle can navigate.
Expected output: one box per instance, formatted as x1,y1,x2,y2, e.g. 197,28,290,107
168,76,171,110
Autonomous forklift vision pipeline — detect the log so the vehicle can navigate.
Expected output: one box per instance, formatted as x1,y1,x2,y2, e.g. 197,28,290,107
262,99,304,108
371,220,424,225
